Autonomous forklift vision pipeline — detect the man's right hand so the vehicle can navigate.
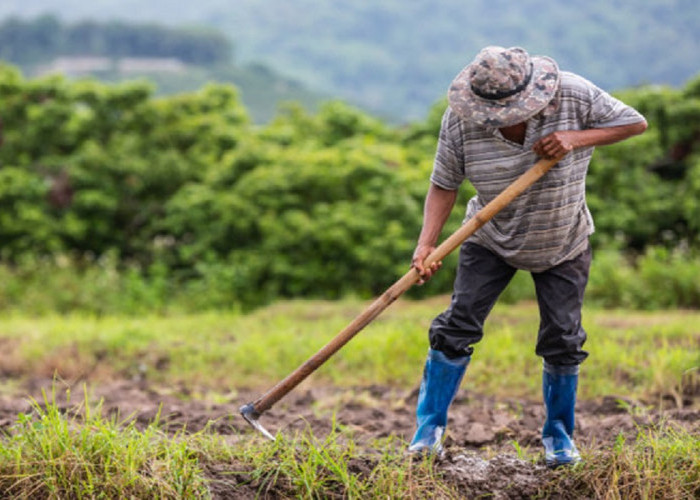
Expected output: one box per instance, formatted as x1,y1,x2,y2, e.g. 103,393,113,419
412,183,457,285
412,244,441,285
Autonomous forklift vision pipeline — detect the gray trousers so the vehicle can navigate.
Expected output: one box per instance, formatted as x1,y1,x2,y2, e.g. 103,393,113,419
429,241,591,365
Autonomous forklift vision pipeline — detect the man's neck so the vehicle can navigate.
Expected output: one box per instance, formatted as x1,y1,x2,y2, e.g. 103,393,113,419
499,122,527,145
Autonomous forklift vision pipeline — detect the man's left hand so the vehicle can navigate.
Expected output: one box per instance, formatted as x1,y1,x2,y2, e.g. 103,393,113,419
532,131,578,159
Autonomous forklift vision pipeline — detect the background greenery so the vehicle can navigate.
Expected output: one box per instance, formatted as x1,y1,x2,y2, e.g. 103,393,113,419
0,0,697,121
0,16,326,123
0,15,231,65
0,64,698,312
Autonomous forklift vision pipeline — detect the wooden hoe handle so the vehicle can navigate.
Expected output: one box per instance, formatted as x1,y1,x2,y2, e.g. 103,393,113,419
241,156,561,426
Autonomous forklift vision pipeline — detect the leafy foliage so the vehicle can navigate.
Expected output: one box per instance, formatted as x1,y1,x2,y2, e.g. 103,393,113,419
587,80,700,250
0,66,698,310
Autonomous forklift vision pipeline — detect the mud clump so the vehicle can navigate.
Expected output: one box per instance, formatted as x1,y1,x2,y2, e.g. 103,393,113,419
439,452,551,499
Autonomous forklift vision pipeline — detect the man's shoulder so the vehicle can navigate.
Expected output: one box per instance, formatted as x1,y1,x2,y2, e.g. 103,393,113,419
559,71,599,97
444,105,466,125
443,105,489,136
444,105,497,137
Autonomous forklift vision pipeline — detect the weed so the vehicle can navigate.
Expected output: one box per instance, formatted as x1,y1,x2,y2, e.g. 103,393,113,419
545,423,700,499
0,388,210,498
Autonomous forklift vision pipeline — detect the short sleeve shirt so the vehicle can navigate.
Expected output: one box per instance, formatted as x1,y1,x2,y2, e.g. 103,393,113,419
430,71,645,272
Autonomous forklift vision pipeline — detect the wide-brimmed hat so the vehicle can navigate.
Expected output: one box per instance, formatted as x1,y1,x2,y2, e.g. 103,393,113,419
448,46,560,128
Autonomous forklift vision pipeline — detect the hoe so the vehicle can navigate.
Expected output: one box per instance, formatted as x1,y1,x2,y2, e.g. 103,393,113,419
240,156,562,439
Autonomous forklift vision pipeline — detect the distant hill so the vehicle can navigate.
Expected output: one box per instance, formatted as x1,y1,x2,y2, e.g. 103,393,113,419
0,15,326,123
1,0,698,122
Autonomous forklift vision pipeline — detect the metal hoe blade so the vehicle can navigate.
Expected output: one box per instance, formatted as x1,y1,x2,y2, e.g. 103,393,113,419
240,403,275,441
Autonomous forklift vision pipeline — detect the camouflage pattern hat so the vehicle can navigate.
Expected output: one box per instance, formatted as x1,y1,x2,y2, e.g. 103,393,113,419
448,46,560,128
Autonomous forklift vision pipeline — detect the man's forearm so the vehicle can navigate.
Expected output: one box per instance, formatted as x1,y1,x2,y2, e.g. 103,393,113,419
417,183,459,247
571,121,648,148
533,120,648,159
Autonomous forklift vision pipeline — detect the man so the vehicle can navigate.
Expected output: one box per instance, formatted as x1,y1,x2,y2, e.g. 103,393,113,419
408,46,647,467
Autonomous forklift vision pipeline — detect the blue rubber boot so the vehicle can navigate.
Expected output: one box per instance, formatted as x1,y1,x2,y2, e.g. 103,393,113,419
542,362,581,468
408,349,470,454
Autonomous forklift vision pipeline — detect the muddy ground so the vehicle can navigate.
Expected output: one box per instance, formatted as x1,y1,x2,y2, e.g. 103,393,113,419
0,379,697,499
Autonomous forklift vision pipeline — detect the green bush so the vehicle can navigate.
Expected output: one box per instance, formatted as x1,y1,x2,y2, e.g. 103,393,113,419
0,65,698,310
587,247,700,309
0,247,697,314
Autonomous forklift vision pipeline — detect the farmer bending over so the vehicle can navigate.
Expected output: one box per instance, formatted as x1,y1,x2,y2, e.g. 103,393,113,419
409,46,647,467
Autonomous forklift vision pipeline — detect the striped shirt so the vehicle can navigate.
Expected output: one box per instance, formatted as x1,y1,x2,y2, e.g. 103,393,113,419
430,71,645,272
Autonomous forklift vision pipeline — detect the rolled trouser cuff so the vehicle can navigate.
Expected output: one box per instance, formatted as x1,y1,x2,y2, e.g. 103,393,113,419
543,360,579,376
428,348,470,367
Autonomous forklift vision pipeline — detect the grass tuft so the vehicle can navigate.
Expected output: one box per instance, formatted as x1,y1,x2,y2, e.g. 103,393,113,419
220,420,458,498
0,387,210,498
547,422,700,499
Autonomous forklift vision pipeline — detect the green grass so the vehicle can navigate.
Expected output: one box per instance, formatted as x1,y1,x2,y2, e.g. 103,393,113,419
552,423,700,499
0,388,209,498
0,392,697,498
0,298,697,497
0,390,457,498
220,423,459,499
0,298,696,400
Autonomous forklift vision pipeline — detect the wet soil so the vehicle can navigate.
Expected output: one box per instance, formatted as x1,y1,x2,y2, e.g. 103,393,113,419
0,379,697,499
